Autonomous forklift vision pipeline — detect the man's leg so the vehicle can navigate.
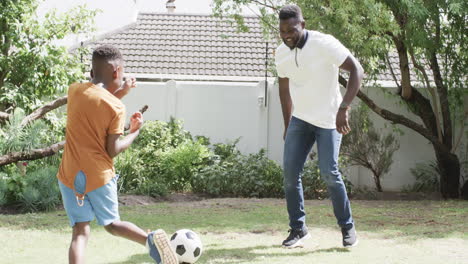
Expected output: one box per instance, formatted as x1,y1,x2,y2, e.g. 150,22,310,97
69,222,90,264
316,127,357,247
282,117,315,247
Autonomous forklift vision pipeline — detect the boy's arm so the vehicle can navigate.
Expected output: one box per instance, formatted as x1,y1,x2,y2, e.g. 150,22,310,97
106,112,143,158
113,77,136,99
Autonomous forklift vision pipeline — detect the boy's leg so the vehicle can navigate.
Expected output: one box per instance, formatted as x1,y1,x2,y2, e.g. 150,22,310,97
88,175,177,263
104,221,147,245
69,222,91,264
58,172,95,263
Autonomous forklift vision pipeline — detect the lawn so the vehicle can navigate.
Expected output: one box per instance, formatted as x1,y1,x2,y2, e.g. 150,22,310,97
1,197,467,264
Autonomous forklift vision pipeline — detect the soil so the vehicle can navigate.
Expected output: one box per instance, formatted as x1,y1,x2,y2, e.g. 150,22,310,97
0,191,444,213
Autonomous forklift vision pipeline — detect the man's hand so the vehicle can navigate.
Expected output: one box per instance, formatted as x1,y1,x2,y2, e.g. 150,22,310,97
129,112,143,133
336,108,351,135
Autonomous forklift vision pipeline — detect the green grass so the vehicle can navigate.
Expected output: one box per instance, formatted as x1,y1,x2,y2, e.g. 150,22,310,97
1,198,467,264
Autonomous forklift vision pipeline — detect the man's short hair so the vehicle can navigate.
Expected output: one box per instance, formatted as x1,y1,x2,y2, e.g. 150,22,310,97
92,45,123,64
279,5,304,21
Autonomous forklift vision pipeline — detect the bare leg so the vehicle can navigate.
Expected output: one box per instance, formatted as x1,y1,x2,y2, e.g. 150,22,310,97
104,220,148,245
69,222,91,264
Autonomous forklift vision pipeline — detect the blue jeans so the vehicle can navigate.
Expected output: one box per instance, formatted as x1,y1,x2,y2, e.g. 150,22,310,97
283,116,354,230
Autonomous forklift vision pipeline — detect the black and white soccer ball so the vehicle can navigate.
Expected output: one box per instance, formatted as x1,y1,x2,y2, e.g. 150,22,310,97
169,229,203,264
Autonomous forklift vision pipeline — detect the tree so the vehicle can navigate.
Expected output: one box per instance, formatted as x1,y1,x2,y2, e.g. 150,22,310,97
0,0,97,113
0,0,96,169
341,104,400,192
212,0,467,198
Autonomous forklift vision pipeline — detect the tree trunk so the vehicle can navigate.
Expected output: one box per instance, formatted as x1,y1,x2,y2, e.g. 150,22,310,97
433,144,460,198
372,173,383,192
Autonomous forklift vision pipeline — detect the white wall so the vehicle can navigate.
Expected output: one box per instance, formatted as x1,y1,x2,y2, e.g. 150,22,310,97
122,80,463,191
122,80,270,154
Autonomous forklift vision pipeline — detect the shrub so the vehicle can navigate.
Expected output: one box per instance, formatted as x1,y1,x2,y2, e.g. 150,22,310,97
159,140,212,192
115,119,353,200
18,167,61,212
0,173,8,206
115,119,210,197
341,104,400,192
192,148,284,198
301,157,353,200
403,161,440,193
0,166,61,212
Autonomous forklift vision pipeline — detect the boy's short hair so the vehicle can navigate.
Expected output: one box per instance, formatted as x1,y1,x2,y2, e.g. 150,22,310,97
92,45,123,64
279,5,304,21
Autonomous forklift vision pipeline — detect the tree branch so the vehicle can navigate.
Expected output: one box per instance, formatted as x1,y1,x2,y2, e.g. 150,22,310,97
385,53,401,88
20,96,68,127
340,76,447,152
0,111,9,121
429,51,452,148
409,50,443,142
0,105,149,167
0,141,65,166
250,0,278,11
392,35,412,99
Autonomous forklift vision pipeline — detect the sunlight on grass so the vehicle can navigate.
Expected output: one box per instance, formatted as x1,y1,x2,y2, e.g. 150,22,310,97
1,199,467,263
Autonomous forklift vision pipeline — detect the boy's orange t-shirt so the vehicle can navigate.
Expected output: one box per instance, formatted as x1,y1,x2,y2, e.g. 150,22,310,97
57,82,126,194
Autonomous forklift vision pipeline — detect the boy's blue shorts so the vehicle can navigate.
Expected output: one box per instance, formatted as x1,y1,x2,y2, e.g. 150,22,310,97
58,170,120,227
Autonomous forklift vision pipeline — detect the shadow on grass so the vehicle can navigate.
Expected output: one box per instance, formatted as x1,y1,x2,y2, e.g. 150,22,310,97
110,245,350,264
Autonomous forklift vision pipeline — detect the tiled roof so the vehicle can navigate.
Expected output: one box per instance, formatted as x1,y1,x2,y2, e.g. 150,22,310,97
88,13,277,79
86,12,429,85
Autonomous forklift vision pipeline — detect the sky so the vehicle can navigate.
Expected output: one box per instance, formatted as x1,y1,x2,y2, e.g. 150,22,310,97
37,0,256,45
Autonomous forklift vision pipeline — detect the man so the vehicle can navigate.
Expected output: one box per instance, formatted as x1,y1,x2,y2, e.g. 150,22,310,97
57,45,177,264
275,5,364,248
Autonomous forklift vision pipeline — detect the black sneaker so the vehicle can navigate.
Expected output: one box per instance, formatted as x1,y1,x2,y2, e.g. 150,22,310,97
342,226,358,248
282,227,311,248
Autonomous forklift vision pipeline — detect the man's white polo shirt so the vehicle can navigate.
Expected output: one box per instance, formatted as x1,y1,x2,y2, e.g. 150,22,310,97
275,30,350,129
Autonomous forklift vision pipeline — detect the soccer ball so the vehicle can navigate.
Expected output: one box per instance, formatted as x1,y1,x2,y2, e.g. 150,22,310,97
169,229,203,263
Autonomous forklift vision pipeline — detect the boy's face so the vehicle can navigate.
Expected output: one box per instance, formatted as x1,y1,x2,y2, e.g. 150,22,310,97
115,62,124,86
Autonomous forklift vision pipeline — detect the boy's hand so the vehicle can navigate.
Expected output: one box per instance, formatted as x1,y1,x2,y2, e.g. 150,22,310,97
114,77,136,99
129,112,143,133
122,77,137,91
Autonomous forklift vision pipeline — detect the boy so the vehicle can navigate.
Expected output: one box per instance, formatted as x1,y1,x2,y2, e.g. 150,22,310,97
57,45,177,264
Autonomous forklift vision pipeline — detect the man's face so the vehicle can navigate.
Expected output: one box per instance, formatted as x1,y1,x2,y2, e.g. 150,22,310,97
279,18,305,49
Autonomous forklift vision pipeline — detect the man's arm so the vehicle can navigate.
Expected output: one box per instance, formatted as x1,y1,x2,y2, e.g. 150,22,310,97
279,77,293,139
106,112,143,158
336,55,364,134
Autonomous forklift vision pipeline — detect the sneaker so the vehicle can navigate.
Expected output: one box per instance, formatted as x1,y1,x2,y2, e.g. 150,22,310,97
147,229,178,264
282,227,311,248
342,226,358,248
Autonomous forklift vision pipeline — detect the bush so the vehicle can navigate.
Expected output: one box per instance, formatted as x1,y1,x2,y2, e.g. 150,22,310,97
192,148,284,198
301,157,353,199
159,140,212,191
115,119,211,197
0,173,8,206
19,167,61,212
403,161,440,192
115,119,353,200
0,166,61,212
